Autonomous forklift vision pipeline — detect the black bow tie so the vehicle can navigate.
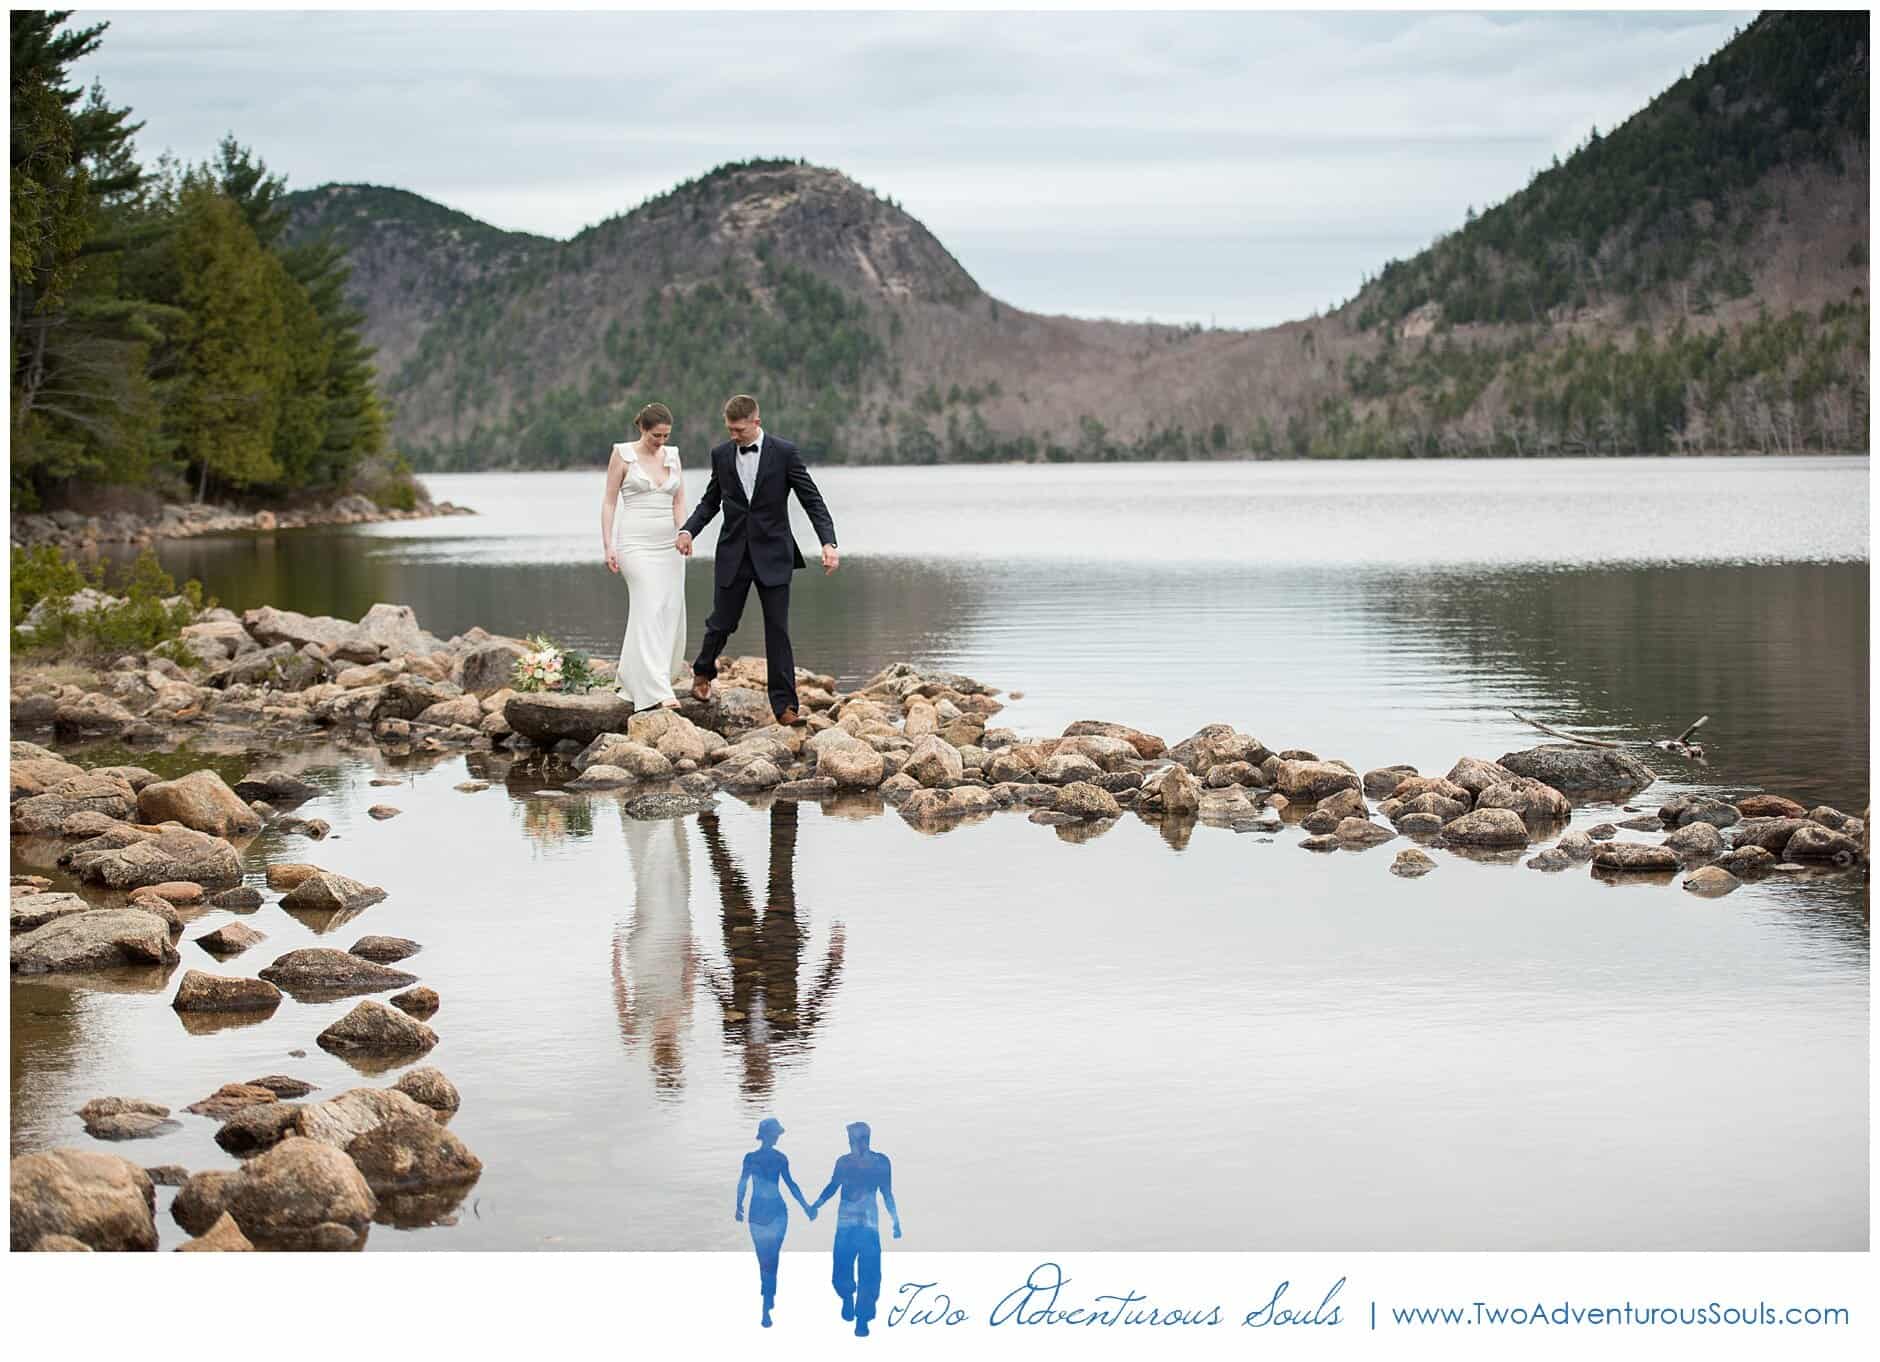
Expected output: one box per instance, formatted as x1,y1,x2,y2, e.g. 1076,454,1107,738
738,444,759,455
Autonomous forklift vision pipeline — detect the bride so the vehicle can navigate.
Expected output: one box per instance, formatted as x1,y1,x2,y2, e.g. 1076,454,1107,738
601,402,689,710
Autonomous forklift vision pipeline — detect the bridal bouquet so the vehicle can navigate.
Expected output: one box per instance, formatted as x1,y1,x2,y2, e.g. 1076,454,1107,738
512,634,598,694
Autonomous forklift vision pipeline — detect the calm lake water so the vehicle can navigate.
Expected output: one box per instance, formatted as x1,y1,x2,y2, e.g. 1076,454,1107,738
16,456,1870,1250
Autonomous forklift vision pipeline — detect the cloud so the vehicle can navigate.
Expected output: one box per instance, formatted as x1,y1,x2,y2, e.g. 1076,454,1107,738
76,8,1752,326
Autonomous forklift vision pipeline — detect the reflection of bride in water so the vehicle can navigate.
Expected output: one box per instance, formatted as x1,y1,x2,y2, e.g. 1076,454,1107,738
612,802,846,1100
612,814,698,1090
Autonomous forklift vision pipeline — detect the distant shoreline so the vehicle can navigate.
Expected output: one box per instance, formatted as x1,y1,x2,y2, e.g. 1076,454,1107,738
10,494,477,553
417,448,1871,476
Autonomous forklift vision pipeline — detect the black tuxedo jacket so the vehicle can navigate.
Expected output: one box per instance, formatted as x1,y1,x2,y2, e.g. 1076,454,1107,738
681,434,838,589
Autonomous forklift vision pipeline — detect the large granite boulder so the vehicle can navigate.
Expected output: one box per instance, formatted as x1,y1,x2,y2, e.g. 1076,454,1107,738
1275,759,1361,802
1137,763,1202,816
242,606,361,653
11,1148,158,1251
63,824,243,890
1439,808,1530,847
1783,823,1863,865
1592,842,1681,872
458,640,530,696
293,1087,433,1148
231,770,322,805
1496,745,1655,795
1062,720,1167,760
10,891,92,935
1445,757,1521,798
258,948,416,998
345,1115,483,1195
1729,818,1810,854
1475,777,1572,824
136,770,263,838
504,692,636,746
12,908,177,975
171,1137,375,1250
816,739,886,789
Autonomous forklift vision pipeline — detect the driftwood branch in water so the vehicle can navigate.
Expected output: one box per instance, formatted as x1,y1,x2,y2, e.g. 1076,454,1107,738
1509,710,1621,748
1672,714,1710,746
1654,714,1710,763
1510,709,1711,764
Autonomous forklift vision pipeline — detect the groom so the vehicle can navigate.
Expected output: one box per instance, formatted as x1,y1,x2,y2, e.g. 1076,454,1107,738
676,394,838,724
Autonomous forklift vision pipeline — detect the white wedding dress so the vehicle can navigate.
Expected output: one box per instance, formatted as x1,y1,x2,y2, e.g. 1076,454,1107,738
612,442,687,709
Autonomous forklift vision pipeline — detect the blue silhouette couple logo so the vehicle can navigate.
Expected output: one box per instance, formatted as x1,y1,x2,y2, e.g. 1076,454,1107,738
737,1118,903,1335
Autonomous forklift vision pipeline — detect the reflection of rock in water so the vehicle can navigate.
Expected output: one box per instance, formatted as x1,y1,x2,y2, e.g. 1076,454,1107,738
613,815,699,1093
699,805,845,1102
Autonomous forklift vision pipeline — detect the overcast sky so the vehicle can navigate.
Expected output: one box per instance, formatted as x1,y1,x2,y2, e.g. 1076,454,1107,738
76,7,1753,328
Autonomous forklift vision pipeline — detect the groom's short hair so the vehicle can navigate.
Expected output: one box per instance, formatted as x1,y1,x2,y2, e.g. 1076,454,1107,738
724,394,759,422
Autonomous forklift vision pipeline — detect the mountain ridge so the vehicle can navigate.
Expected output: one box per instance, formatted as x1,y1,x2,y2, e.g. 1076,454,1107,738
282,10,1869,469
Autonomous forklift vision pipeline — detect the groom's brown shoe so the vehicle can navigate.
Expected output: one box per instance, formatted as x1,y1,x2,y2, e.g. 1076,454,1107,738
690,674,712,702
777,707,802,726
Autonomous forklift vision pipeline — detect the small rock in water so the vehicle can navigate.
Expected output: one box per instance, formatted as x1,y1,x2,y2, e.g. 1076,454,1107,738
1554,829,1597,860
175,1210,255,1252
1592,842,1681,872
1525,849,1573,871
1735,794,1806,820
278,871,387,913
369,777,402,787
206,885,265,911
1586,823,1618,841
1616,815,1663,831
245,1075,317,1099
172,970,283,1013
1298,834,1339,852
1663,821,1725,859
1391,849,1436,877
184,1083,279,1120
390,986,440,1018
454,780,491,793
1440,808,1530,848
393,1066,460,1114
316,999,438,1057
1715,845,1776,877
195,922,266,957
348,935,421,963
215,1102,305,1155
265,863,321,891
274,816,332,840
1334,817,1393,848
1683,865,1742,897
144,1164,190,1187
624,792,714,820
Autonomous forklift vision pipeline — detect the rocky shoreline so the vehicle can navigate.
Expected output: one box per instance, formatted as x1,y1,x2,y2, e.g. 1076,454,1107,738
8,596,1870,1250
10,492,475,554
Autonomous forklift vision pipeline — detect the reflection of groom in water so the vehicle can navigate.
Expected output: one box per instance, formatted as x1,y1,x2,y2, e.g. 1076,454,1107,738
810,1122,902,1338
699,803,844,1100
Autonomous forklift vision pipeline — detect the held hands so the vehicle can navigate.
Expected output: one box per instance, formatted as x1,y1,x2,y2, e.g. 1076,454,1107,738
675,530,693,557
806,1204,818,1222
821,543,839,575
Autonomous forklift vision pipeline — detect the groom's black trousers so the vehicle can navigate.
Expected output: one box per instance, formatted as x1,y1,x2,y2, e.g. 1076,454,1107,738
694,551,796,718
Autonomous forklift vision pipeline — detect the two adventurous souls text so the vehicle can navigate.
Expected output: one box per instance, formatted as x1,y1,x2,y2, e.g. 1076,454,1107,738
887,1262,1345,1330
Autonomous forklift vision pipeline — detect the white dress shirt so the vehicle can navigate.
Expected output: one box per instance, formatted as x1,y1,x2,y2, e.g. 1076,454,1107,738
735,428,765,501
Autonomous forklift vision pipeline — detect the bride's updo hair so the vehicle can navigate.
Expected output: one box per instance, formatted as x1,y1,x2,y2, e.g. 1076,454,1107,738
635,402,673,432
